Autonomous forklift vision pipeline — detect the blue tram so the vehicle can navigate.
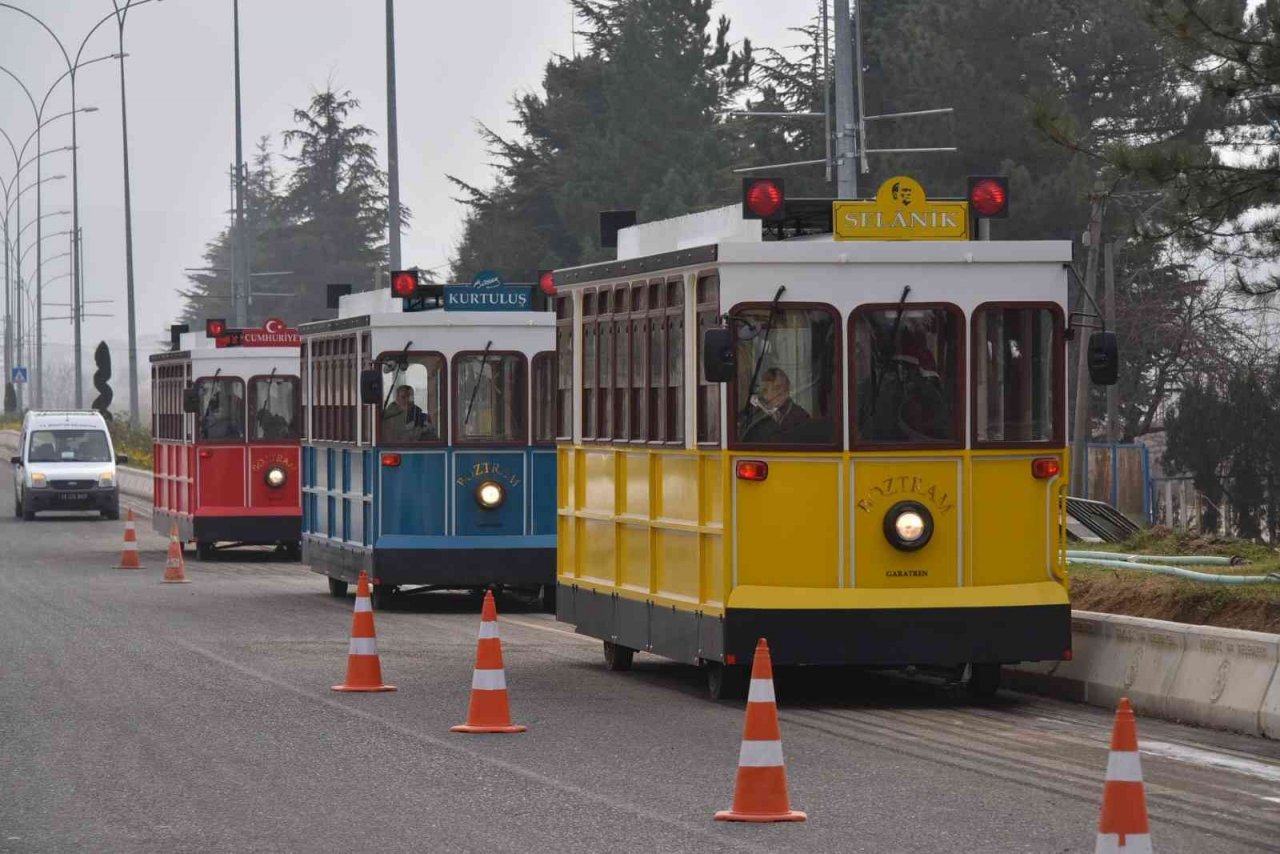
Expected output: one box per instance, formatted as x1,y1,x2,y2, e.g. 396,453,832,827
297,278,557,609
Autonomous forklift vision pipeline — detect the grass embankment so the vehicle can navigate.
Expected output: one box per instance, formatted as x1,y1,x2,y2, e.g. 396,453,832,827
1069,527,1280,634
0,414,152,469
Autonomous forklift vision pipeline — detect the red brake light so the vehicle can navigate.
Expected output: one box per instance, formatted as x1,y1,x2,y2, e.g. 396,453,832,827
724,654,737,665
1062,649,1073,661
1032,457,1061,479
968,177,1008,218
198,450,212,459
539,270,556,296
391,271,418,297
743,179,784,219
381,453,402,467
736,460,768,481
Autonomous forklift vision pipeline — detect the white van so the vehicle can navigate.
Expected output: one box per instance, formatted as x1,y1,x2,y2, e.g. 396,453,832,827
10,411,126,521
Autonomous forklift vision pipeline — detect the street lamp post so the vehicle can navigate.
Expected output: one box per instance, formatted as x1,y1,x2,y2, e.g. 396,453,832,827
385,0,402,272
0,0,162,409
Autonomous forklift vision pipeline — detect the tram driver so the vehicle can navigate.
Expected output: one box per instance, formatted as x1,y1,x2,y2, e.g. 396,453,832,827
740,367,811,442
382,384,437,442
202,387,245,440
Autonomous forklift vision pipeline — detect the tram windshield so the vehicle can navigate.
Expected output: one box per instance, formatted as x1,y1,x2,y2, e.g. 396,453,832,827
197,377,246,441
455,352,527,443
853,306,961,445
28,430,112,463
733,306,838,446
379,354,444,444
250,376,300,441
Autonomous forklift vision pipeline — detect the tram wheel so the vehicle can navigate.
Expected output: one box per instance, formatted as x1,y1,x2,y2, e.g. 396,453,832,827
706,662,748,701
327,577,348,598
370,584,396,611
196,541,214,561
540,583,557,614
281,541,302,561
968,663,1002,700
602,641,634,672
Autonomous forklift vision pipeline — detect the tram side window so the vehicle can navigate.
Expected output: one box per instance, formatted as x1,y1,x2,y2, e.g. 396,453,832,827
197,377,246,441
731,305,839,448
455,352,527,444
379,353,445,445
532,352,557,445
973,305,1060,444
250,377,300,441
555,296,574,440
852,306,962,446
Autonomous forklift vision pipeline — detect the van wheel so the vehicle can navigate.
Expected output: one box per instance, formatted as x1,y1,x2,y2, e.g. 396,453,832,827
102,508,120,521
968,663,1002,700
13,496,21,517
603,641,634,672
327,577,348,598
706,662,748,701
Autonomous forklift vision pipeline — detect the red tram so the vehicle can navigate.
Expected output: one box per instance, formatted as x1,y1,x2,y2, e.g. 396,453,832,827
149,319,303,559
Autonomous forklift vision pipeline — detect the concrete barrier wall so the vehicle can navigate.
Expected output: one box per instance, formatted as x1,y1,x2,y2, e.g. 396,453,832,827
1011,612,1280,739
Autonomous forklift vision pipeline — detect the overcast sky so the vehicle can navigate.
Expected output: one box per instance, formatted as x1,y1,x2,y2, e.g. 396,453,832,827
0,0,804,404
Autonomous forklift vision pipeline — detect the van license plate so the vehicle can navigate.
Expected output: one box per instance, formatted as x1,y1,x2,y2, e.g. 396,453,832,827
59,492,88,501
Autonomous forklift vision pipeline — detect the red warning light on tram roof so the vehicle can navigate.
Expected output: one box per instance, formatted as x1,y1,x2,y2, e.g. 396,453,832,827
538,270,556,296
391,270,419,297
742,178,785,220
967,176,1009,218
205,318,227,338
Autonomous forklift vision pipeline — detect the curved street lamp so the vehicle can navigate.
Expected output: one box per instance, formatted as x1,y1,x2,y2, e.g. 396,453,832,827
0,0,163,409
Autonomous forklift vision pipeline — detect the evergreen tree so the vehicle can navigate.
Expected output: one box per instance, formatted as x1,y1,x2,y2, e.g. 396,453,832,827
449,0,752,282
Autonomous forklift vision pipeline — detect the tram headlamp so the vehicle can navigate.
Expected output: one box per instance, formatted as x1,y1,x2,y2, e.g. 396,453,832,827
884,501,933,551
265,466,287,489
476,480,505,510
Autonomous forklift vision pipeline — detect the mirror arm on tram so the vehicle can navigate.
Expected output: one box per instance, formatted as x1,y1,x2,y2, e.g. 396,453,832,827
743,285,787,413
1064,263,1105,340
463,340,495,432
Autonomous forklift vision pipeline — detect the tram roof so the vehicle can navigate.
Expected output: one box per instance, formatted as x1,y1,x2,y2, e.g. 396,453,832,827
148,329,299,373
553,204,1073,289
297,287,554,336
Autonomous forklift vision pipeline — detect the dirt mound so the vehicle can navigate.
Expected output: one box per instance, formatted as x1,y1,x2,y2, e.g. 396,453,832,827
1070,569,1280,634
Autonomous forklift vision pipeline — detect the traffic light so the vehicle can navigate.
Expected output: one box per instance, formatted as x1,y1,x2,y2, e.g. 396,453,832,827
205,318,227,338
967,176,1009,219
742,177,785,221
390,269,419,298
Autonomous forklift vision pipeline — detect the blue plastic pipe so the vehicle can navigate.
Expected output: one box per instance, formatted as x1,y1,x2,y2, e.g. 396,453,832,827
1066,557,1280,585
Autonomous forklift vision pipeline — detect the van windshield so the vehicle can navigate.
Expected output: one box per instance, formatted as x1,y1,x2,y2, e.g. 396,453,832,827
28,429,112,463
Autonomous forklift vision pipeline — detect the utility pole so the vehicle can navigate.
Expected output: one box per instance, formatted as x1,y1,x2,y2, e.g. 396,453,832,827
231,0,248,327
1104,241,1118,443
833,0,857,197
385,0,402,272
1071,191,1106,496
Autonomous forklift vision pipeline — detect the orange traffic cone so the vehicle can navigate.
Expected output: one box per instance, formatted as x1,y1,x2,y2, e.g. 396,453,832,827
715,638,806,823
451,589,525,733
331,571,395,692
161,522,190,583
1095,698,1152,853
115,508,143,569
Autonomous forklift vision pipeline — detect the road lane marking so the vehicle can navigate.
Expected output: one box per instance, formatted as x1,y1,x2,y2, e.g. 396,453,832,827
169,637,774,853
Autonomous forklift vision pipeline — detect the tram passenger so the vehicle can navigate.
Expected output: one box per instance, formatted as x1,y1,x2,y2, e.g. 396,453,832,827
863,331,950,442
382,384,437,442
740,367,811,442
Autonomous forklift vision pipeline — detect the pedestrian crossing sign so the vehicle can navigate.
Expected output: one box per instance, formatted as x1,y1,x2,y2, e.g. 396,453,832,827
11,367,27,384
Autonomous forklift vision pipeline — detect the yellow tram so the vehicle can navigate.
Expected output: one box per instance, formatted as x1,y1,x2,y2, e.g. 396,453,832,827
551,176,1115,698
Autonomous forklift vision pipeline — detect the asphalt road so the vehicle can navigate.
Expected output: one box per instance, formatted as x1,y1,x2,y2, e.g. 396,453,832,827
1,469,1279,853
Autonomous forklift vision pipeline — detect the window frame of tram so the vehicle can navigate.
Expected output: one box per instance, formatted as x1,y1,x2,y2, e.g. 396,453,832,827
309,335,359,445
194,375,248,443
375,350,447,447
451,350,529,447
970,301,1065,448
726,302,842,452
695,271,721,446
247,375,302,443
153,363,188,442
531,351,558,447
849,302,965,451
555,295,574,441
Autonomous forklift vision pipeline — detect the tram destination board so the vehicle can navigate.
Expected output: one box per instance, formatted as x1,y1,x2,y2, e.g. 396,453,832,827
443,284,535,311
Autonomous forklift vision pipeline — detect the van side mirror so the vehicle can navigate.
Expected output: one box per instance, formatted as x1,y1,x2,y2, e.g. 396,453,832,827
1088,331,1118,386
360,369,382,406
116,455,129,465
182,386,200,414
9,456,19,465
702,327,736,383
